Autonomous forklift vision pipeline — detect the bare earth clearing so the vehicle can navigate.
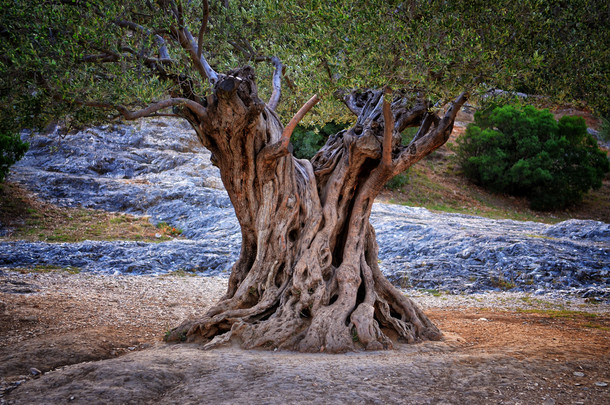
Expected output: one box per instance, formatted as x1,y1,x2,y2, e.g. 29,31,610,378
1,271,608,404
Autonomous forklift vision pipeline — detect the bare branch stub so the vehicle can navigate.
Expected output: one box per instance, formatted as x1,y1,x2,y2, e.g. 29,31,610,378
281,94,320,148
267,56,283,111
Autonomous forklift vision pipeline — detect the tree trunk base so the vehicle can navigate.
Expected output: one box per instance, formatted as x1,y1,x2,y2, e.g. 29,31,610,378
162,69,460,353
165,227,442,353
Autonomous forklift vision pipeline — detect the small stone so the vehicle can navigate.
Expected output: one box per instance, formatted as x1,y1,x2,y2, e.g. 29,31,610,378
29,367,41,377
477,317,489,322
595,382,608,387
542,398,555,405
573,371,585,377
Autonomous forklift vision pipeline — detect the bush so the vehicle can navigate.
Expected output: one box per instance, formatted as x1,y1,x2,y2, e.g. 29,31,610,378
385,172,409,191
0,131,29,182
457,105,610,210
291,122,347,160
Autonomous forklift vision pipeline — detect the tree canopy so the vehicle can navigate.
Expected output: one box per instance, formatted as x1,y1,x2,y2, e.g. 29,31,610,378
1,0,609,134
2,0,609,352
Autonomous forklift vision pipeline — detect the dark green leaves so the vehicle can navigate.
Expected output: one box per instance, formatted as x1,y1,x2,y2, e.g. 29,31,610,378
1,0,608,131
0,131,28,182
457,104,610,210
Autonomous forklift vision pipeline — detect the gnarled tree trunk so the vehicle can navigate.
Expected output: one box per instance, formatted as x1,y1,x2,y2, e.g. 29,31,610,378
166,66,467,352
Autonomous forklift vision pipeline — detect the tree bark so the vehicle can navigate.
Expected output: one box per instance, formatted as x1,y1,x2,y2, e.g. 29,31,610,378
166,66,466,352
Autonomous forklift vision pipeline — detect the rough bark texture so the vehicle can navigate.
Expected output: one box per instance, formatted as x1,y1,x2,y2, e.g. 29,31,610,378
166,67,467,352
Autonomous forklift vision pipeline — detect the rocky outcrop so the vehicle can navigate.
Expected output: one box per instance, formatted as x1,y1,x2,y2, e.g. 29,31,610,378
374,206,609,298
2,119,608,299
0,240,233,276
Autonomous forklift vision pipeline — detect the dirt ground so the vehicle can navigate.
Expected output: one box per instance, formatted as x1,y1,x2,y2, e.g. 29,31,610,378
1,271,609,404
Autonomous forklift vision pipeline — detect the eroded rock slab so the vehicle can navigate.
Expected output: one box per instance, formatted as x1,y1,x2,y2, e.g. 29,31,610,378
2,119,609,298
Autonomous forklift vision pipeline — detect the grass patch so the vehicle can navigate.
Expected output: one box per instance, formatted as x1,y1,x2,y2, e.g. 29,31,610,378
516,308,598,319
162,269,198,277
0,182,182,243
420,288,442,297
583,323,610,331
156,221,183,237
525,234,558,241
10,265,81,274
490,276,516,291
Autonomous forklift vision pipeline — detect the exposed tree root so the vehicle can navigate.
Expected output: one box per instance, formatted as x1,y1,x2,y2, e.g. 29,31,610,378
166,67,465,353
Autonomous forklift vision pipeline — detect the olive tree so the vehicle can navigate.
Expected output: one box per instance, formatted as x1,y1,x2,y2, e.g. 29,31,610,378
1,0,607,352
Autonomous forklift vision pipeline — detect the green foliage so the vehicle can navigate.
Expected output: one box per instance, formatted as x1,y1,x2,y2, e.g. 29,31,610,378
0,131,28,182
0,0,608,131
385,173,409,191
156,221,182,237
599,118,610,142
291,122,347,159
457,105,610,210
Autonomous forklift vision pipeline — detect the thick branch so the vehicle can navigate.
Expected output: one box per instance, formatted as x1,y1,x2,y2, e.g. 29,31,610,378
257,94,320,163
394,92,468,174
75,98,206,120
281,94,320,148
381,88,394,168
114,98,206,120
268,57,282,111
340,90,369,116
181,27,219,84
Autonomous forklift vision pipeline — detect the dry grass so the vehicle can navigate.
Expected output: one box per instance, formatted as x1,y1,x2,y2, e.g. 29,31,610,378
0,182,180,242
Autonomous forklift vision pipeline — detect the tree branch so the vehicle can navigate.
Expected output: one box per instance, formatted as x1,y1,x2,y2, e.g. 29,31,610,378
340,90,366,116
82,53,120,63
115,98,207,120
393,92,468,175
268,56,282,111
114,19,172,63
175,0,185,28
74,98,206,120
197,0,209,60
179,27,219,84
281,94,320,148
257,94,320,165
381,88,394,168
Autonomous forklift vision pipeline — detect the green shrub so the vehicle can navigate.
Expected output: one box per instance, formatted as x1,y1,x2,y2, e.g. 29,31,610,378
385,172,409,190
457,105,610,210
291,122,347,160
0,131,29,182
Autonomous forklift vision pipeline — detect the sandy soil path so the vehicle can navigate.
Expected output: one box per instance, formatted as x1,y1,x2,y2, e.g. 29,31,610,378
1,271,609,404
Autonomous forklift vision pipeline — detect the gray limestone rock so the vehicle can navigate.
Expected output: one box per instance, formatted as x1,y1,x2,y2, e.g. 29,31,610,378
2,118,609,299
